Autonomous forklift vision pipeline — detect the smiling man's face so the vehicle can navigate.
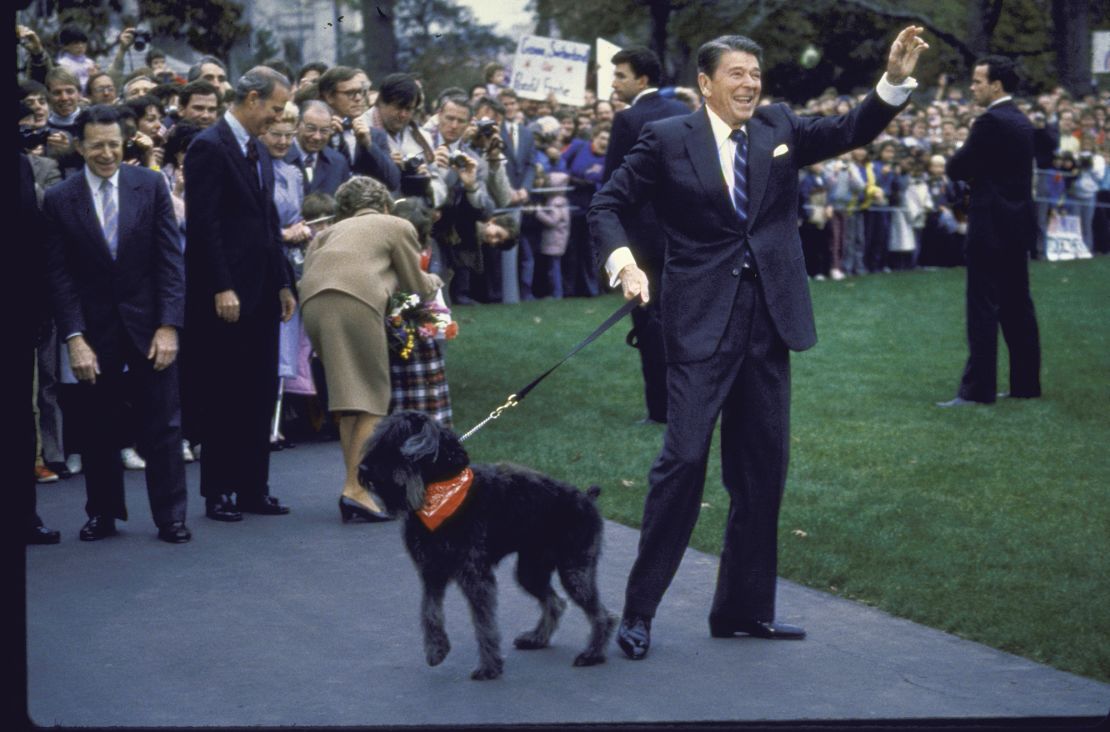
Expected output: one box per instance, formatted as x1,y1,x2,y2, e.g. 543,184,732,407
699,50,762,128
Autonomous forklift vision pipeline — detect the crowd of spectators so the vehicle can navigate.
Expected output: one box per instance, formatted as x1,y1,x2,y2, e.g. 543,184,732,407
20,21,1110,494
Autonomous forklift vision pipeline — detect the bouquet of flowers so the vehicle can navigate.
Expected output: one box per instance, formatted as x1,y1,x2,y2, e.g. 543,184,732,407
386,292,458,360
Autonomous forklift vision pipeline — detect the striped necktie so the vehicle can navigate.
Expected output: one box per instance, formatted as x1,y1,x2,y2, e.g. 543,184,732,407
99,178,118,259
729,128,749,225
303,153,315,184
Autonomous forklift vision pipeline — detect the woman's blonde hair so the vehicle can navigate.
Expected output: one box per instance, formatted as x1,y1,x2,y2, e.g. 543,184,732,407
279,100,298,125
335,175,393,219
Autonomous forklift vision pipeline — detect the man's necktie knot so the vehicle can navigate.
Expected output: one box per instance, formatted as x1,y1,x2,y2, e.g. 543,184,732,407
730,128,747,144
246,139,260,163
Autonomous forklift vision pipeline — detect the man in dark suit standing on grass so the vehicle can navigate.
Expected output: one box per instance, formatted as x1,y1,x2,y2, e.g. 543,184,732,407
601,47,691,426
184,66,297,522
43,104,190,543
937,56,1045,408
590,27,928,660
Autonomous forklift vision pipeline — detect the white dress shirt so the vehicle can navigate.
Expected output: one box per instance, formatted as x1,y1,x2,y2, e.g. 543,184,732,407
83,165,120,232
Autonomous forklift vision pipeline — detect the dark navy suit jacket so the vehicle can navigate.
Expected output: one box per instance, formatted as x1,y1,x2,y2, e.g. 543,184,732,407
352,127,402,192
287,140,351,198
43,164,183,362
184,116,290,322
946,101,1041,254
590,92,902,363
601,91,691,275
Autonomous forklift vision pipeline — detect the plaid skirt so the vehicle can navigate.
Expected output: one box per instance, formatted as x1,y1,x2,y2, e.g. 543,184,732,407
388,337,453,428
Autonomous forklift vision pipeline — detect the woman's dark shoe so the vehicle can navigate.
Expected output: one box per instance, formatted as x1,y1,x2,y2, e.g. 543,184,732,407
339,496,392,523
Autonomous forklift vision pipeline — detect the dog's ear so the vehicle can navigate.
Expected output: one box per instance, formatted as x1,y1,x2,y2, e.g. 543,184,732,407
399,415,441,464
394,463,426,512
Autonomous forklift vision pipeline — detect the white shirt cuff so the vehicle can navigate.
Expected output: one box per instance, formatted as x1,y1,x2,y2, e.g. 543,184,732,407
876,72,917,107
604,246,637,288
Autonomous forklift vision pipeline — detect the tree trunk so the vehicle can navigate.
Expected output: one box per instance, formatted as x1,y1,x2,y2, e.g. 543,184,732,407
1052,0,1092,97
361,0,398,79
647,0,671,79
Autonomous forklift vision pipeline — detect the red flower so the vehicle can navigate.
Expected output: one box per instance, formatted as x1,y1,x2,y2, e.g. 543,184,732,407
444,322,459,339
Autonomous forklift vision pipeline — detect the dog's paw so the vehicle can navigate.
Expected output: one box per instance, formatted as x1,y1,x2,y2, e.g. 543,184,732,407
513,631,550,650
425,634,451,666
573,650,606,667
470,660,503,680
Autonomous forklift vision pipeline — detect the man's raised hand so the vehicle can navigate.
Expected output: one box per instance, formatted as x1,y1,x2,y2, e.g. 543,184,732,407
886,26,929,85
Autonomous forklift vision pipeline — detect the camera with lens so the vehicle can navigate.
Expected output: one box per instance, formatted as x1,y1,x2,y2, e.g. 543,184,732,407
132,29,152,52
124,137,145,163
449,151,470,168
401,153,427,177
475,119,497,138
19,124,50,151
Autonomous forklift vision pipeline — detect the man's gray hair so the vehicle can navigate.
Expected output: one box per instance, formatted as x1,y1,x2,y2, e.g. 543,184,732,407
233,66,292,103
187,55,226,82
299,98,334,120
335,175,393,218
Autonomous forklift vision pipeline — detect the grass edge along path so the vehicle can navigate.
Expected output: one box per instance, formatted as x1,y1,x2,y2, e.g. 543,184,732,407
440,257,1109,683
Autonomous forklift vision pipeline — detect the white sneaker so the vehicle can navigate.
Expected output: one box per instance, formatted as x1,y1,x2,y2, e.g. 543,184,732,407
65,453,83,475
191,443,202,461
181,439,195,463
830,268,845,281
121,447,147,470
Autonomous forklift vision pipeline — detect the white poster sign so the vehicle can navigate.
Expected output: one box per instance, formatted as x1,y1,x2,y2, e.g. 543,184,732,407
596,37,623,102
510,35,591,106
1094,31,1110,74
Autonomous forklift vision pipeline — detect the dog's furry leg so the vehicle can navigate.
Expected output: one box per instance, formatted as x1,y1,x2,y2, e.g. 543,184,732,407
558,564,617,667
421,571,451,667
456,564,503,680
512,554,566,650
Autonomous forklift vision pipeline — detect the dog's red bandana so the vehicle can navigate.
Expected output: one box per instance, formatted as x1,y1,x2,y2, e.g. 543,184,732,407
417,467,474,531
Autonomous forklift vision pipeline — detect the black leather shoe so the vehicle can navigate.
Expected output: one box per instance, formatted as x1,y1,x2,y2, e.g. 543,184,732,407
205,496,243,522
709,617,806,640
339,496,392,523
79,516,118,541
45,461,72,479
616,614,651,660
157,521,192,543
27,524,61,545
236,495,290,515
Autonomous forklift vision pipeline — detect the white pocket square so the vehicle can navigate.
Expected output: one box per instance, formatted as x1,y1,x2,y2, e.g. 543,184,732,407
773,143,789,157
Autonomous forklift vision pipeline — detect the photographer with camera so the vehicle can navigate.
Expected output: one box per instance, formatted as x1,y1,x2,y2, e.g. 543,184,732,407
317,66,400,193
121,94,167,170
421,93,500,305
367,74,436,193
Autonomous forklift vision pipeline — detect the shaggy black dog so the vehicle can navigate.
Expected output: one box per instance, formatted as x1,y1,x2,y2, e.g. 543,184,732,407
358,410,616,680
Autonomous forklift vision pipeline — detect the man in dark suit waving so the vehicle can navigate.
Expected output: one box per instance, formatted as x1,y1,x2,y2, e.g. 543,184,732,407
43,105,190,543
184,66,297,522
601,47,691,425
937,56,1044,407
590,27,928,659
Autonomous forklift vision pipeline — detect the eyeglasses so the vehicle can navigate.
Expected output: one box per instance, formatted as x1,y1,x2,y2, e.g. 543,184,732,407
335,87,369,100
300,124,329,136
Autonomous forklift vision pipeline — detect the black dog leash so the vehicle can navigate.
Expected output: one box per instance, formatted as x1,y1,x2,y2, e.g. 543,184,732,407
458,297,641,442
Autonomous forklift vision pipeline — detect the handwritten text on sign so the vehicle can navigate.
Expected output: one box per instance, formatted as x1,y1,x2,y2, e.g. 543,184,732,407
511,35,591,106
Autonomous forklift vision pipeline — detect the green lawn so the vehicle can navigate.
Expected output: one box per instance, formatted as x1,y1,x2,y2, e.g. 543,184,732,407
441,257,1110,683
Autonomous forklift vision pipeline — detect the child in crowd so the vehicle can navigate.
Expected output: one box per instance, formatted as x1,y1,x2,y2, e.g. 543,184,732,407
533,169,571,299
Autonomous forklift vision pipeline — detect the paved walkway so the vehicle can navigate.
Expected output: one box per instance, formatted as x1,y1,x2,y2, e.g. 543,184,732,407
22,440,1110,727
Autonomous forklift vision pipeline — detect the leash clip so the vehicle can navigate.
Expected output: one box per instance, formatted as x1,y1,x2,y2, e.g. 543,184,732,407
489,394,519,421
